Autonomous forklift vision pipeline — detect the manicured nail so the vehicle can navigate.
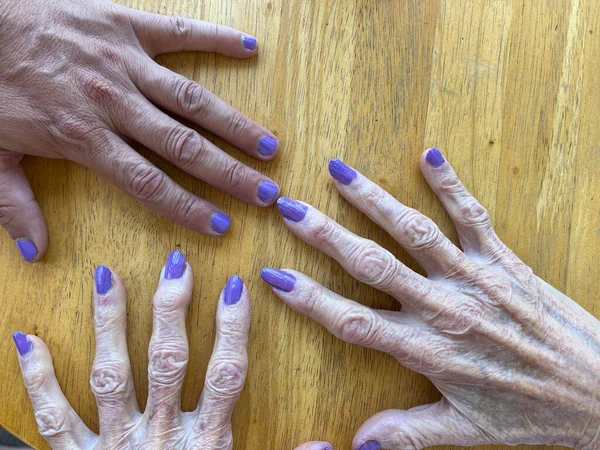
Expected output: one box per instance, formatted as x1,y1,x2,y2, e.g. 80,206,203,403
329,158,357,185
257,181,279,204
359,441,382,450
242,35,257,50
224,275,244,306
426,148,445,167
260,268,296,292
94,266,112,295
12,331,32,356
165,250,185,280
15,239,37,262
277,197,307,222
211,213,231,235
258,135,278,157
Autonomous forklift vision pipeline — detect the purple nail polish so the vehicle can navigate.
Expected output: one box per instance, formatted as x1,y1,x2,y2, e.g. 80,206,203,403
359,441,382,450
165,250,186,280
15,239,37,262
12,331,32,356
258,136,278,157
426,148,445,167
257,181,279,204
329,158,357,185
277,197,307,222
260,268,296,292
224,275,243,306
242,35,257,50
211,213,231,235
94,266,112,295
323,446,333,450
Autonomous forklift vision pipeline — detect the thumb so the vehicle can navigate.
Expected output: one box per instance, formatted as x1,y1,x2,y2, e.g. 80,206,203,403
293,442,333,450
0,152,48,262
353,399,487,450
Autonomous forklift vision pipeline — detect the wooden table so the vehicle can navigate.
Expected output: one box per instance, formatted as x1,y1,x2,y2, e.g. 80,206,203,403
1,0,599,448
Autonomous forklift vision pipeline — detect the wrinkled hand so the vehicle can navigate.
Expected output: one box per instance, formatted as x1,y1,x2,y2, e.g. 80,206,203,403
261,149,600,450
0,0,280,262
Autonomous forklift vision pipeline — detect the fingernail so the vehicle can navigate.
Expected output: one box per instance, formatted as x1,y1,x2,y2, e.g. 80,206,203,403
257,181,279,204
94,266,112,295
258,135,278,157
260,268,296,292
242,35,257,50
15,239,38,262
165,250,186,280
359,441,382,450
323,446,333,450
329,158,357,185
224,275,244,306
211,213,231,235
277,197,307,222
12,331,32,356
426,148,445,167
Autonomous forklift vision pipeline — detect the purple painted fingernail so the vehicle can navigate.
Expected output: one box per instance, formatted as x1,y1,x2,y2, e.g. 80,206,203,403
257,181,279,204
224,275,244,306
277,197,307,222
426,148,445,167
323,446,333,450
258,136,278,157
165,250,185,280
242,35,257,50
211,213,231,235
329,158,357,185
94,266,112,295
359,441,382,450
260,268,296,292
12,331,32,356
15,239,37,262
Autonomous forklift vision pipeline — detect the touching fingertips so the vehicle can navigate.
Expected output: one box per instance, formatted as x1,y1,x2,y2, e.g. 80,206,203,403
260,268,296,292
164,250,186,280
224,275,244,306
257,135,278,157
257,181,280,204
358,441,382,450
425,147,445,168
277,197,307,222
15,238,38,262
329,158,357,185
211,212,231,235
12,331,32,356
242,35,258,51
94,266,112,295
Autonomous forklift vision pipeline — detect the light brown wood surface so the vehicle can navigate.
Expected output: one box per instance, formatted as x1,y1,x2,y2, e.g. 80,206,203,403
1,0,599,449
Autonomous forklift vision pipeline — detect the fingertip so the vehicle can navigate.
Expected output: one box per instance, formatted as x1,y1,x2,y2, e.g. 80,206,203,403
12,331,33,357
257,180,280,205
15,238,39,263
241,34,258,52
257,135,279,158
210,212,231,235
422,147,446,169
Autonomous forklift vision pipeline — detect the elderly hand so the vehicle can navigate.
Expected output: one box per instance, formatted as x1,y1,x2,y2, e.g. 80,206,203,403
0,0,280,263
261,149,600,450
13,251,331,450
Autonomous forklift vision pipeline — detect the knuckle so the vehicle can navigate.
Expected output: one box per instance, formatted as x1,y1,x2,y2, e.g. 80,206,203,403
81,73,120,107
170,192,199,222
0,199,33,227
351,243,398,288
295,282,321,317
175,79,211,117
148,343,189,386
166,126,203,168
205,360,247,397
428,294,483,335
90,362,130,398
22,369,48,395
169,16,191,41
457,198,491,228
335,308,380,347
362,183,387,210
49,113,105,149
34,406,69,439
153,287,189,313
224,111,250,138
222,161,248,190
438,171,463,195
397,212,442,251
388,430,423,450
312,218,337,247
128,163,167,202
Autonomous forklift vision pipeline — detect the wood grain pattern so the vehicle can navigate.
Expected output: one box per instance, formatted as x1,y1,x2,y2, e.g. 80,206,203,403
1,0,599,448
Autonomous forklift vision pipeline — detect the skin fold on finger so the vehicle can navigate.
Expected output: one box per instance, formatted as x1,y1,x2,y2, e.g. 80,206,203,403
274,197,434,309
13,334,97,448
327,158,474,280
117,98,280,207
145,250,193,433
0,151,48,262
75,131,231,236
131,60,279,161
125,8,260,58
193,275,251,442
293,441,334,450
91,266,140,438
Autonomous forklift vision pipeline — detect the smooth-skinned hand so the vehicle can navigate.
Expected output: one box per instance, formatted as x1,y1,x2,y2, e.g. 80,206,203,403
0,0,280,263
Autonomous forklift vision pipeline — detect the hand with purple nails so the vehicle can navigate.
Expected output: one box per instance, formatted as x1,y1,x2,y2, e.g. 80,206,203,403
0,0,281,262
262,150,600,450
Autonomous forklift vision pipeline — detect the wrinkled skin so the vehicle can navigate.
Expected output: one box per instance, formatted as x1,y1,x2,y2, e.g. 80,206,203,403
0,0,280,261
264,150,600,450
14,254,332,450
